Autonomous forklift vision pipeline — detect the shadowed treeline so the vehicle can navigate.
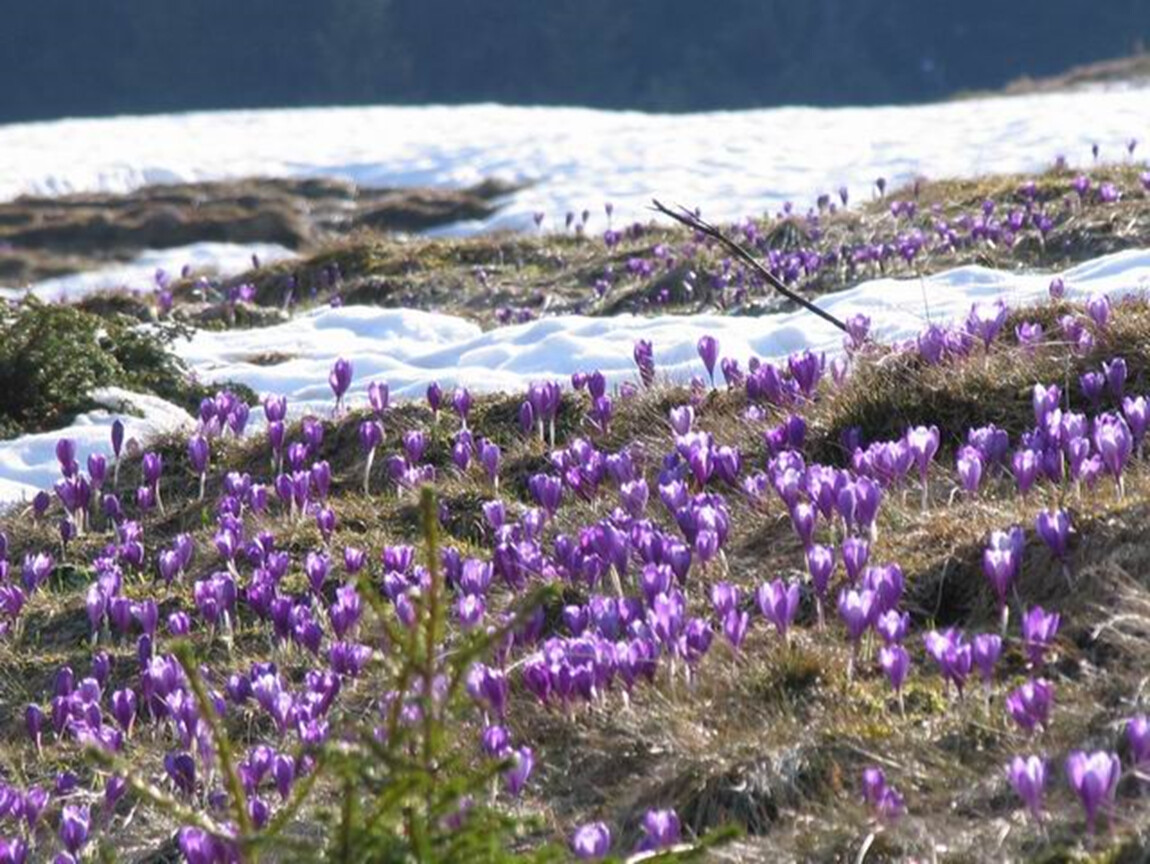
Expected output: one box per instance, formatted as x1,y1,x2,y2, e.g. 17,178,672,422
1,0,1147,123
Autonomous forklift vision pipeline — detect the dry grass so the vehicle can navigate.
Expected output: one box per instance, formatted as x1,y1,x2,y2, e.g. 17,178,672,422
101,164,1150,333
8,283,1150,858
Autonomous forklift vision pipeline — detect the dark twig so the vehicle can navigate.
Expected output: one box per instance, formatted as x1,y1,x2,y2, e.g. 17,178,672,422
651,199,848,332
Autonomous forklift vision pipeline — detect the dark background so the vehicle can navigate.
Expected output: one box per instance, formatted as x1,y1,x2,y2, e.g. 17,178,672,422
2,0,1147,123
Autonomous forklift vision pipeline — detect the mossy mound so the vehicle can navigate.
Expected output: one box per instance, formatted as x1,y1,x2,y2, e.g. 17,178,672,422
0,298,254,438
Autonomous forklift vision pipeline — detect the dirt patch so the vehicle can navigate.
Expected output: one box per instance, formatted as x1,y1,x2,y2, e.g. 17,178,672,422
0,176,523,285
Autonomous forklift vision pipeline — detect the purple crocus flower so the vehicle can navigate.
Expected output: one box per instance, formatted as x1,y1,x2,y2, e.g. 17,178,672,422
187,435,210,500
1094,412,1133,496
1021,606,1060,667
925,628,972,697
862,767,886,807
1035,509,1070,561
427,381,443,416
1006,678,1054,733
1079,371,1105,410
367,380,389,416
58,804,89,854
528,474,563,517
328,357,353,413
633,340,655,388
880,644,910,705
710,582,738,619
861,767,905,823
263,394,288,424
619,478,648,517
905,425,939,509
968,424,1010,465
503,745,535,796
32,489,51,519
982,526,1024,628
274,753,296,800
1011,448,1040,496
478,439,501,489
0,838,28,864
1103,358,1127,400
138,453,162,490
845,313,870,351
1007,755,1047,823
1048,277,1066,300
805,544,835,623
1015,321,1044,352
1122,396,1149,457
527,380,561,443
955,446,983,496
837,588,875,676
972,633,1002,688
451,432,472,471
178,828,227,864
967,300,1008,350
571,822,612,860
638,809,680,852
1032,384,1061,427
1065,750,1121,834
167,611,191,636
721,609,750,653
358,420,383,455
875,609,908,645
821,530,858,585
916,325,946,364
457,594,485,630
1126,715,1150,767
697,335,719,387
668,405,693,436
789,502,816,548
1086,294,1111,330
757,579,800,642
55,438,77,476
25,704,44,752
359,420,384,495
1075,173,1093,199
111,688,137,734
788,350,824,398
453,388,473,428
482,725,511,759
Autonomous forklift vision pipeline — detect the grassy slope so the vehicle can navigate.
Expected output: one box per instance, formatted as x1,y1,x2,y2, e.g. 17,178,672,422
160,163,1150,332
3,302,1150,861
3,168,1150,860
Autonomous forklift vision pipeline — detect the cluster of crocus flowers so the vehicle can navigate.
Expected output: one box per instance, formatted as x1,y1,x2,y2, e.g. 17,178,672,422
862,767,905,823
1005,714,1150,834
11,267,1150,863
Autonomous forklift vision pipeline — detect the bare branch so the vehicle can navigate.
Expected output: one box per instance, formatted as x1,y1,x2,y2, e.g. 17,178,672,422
651,199,848,332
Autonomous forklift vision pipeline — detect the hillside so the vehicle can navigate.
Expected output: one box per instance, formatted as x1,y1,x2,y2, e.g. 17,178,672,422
1,156,1150,860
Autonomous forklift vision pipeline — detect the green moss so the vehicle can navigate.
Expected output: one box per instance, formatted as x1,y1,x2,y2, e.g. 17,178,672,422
0,297,253,439
0,299,122,436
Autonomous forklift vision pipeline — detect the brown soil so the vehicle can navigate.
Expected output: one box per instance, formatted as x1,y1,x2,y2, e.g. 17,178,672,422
0,176,521,285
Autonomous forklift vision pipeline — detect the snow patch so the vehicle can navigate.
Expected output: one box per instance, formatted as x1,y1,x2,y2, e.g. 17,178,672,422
1,89,1148,233
0,388,193,507
4,248,1149,505
169,249,1150,419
